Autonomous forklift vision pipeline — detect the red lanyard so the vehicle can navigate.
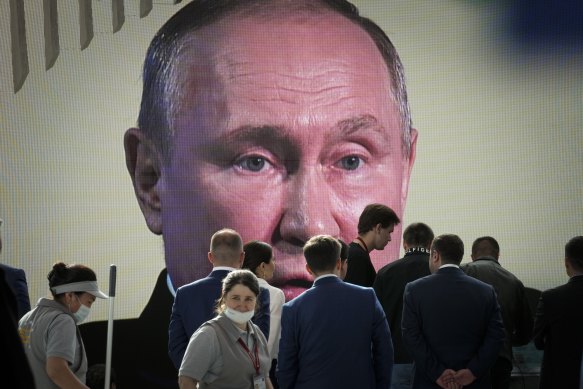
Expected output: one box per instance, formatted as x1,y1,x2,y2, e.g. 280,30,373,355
356,237,369,252
237,338,260,375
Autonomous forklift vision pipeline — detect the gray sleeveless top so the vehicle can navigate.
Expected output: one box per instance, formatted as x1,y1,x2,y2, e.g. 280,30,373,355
199,314,271,389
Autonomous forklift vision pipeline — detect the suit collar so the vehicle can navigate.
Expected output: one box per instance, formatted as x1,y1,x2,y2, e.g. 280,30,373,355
474,256,500,265
313,275,342,287
436,266,464,275
210,268,233,279
569,274,583,284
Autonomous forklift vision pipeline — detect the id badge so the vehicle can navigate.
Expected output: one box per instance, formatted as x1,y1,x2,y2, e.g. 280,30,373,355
253,374,266,389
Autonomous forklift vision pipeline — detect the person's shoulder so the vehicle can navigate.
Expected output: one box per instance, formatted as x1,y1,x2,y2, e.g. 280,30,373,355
377,256,406,275
407,273,433,287
178,275,219,292
340,280,370,291
50,311,76,328
463,273,498,292
541,278,579,297
0,263,24,275
348,242,367,256
266,283,285,301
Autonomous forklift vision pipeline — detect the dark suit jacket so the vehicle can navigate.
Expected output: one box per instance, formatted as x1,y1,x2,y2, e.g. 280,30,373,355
80,268,270,389
168,269,230,369
0,267,36,389
402,266,505,389
462,257,533,363
277,276,393,389
533,275,583,389
0,263,31,319
374,248,431,363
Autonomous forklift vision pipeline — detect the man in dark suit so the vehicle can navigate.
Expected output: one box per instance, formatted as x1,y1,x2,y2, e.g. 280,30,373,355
0,266,35,389
0,218,31,320
168,228,270,369
277,235,394,389
402,234,505,389
534,236,583,389
461,236,533,389
0,264,31,320
374,222,434,389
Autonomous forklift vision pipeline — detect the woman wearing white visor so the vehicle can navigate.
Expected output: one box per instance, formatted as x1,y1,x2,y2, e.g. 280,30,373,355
19,262,107,389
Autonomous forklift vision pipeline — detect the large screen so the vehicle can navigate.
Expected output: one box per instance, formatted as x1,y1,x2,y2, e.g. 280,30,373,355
1,0,581,324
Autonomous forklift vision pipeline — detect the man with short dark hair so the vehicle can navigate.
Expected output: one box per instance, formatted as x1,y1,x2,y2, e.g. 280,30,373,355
461,236,533,389
278,235,394,388
402,234,505,389
534,236,583,389
344,204,401,287
374,223,434,389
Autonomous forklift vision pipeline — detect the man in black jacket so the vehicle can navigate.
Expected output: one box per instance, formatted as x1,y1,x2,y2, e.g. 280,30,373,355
534,236,583,389
462,236,533,389
374,222,433,389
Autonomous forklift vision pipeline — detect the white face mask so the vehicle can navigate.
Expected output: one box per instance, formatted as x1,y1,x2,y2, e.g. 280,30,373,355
72,295,91,324
224,307,254,325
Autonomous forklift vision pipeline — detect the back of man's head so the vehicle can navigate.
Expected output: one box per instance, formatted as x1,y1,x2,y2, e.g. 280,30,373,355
210,228,244,267
357,204,400,235
471,236,500,260
403,222,434,249
431,234,464,265
304,235,341,274
139,0,412,163
565,236,583,273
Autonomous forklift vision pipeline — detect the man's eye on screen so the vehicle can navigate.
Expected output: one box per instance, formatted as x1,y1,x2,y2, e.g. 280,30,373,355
234,156,268,172
337,155,363,171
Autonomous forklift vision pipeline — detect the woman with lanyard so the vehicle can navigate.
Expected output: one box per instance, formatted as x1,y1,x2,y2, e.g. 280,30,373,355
18,262,107,389
179,270,273,389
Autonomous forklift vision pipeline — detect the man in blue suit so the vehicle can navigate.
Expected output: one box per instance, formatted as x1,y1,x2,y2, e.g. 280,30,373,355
0,218,31,320
278,235,394,389
168,228,270,369
402,234,505,389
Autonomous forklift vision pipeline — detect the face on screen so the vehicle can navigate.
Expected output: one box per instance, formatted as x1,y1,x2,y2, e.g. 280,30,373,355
151,13,416,300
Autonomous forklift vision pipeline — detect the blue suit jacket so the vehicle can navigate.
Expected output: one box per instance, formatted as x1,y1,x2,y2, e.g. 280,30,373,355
0,264,31,319
168,269,270,369
277,276,393,389
402,267,505,389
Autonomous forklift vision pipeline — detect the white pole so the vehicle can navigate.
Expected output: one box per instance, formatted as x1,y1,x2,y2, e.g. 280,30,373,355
104,265,116,389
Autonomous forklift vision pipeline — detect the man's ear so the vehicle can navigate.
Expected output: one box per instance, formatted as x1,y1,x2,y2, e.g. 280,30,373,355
401,127,418,211
124,127,163,235
305,264,314,277
431,250,440,266
565,257,573,277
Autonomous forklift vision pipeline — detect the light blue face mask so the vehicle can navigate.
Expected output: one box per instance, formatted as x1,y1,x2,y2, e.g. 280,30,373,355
72,295,91,324
224,308,254,325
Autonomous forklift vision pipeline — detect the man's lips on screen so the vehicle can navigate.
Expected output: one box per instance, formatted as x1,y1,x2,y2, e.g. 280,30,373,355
272,277,313,301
